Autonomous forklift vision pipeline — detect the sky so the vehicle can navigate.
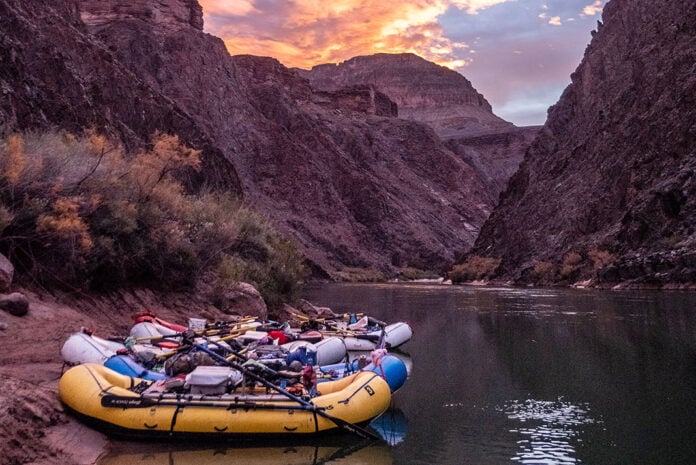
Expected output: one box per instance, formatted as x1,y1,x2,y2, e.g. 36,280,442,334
199,0,606,126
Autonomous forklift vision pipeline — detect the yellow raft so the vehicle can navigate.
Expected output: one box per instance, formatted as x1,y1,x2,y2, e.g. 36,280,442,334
58,363,391,438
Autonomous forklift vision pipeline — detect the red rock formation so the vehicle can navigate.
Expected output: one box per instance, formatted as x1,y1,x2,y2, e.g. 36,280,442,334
297,52,530,201
70,3,500,277
471,0,696,288
80,0,204,31
312,85,398,117
0,0,518,279
445,126,541,201
296,53,513,138
0,0,240,191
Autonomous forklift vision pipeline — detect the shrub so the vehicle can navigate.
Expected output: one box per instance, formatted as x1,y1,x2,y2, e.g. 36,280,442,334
211,209,308,309
332,268,387,282
398,267,440,281
2,134,25,188
449,255,501,283
0,131,307,307
588,248,615,270
560,251,583,278
532,260,556,282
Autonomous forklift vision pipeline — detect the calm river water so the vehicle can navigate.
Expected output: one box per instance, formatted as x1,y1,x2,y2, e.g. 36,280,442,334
100,283,696,465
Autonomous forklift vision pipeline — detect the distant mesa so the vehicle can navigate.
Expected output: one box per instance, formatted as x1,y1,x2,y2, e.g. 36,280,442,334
295,53,514,138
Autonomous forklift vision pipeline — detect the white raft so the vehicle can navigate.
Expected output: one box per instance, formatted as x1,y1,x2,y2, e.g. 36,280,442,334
341,322,413,351
282,336,347,365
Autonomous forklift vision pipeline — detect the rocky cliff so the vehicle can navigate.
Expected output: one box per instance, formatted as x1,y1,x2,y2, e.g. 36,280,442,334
0,0,240,191
471,0,696,288
1,0,501,279
80,0,204,31
296,53,514,138
445,126,541,201
296,53,531,200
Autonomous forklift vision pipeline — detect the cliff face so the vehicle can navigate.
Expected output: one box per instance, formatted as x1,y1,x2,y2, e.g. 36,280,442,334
297,53,530,201
0,0,240,191
445,126,541,201
472,0,696,288
80,0,204,31
296,53,513,138
1,0,499,278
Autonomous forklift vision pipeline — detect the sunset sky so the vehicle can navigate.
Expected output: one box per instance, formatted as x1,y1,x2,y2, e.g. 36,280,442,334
199,0,606,126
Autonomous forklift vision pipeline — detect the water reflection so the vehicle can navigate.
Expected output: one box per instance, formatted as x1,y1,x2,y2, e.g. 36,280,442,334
371,406,408,446
503,399,598,464
99,439,392,465
304,283,696,465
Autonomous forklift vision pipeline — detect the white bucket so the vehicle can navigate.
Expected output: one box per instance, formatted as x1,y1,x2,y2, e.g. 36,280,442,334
188,318,207,331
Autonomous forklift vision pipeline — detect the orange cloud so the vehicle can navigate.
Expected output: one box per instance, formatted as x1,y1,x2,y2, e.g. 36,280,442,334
199,0,512,69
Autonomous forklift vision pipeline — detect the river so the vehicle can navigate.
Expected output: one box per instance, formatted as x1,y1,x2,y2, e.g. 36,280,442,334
100,283,696,465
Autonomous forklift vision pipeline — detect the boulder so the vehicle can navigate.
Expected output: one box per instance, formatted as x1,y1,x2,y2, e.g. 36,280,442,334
216,282,267,319
0,253,13,292
295,299,338,318
0,292,29,317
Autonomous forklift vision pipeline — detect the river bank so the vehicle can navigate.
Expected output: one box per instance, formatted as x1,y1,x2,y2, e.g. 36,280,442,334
0,287,235,465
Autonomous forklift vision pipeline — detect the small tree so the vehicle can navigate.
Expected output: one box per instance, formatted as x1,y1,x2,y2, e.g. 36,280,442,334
0,130,308,305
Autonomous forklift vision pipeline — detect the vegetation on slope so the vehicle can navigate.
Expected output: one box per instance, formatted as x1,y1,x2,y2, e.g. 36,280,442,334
0,130,307,307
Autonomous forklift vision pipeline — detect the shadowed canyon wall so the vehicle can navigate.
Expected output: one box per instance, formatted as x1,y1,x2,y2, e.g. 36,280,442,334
471,0,696,288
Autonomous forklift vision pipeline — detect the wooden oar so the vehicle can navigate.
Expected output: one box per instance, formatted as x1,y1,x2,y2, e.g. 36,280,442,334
132,325,251,344
194,343,382,441
205,316,258,329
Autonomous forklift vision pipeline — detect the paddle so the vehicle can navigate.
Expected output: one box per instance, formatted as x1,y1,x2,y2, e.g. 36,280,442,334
193,343,382,441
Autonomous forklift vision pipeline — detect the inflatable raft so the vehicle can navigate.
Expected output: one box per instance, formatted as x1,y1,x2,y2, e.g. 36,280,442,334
59,363,391,439
328,322,413,351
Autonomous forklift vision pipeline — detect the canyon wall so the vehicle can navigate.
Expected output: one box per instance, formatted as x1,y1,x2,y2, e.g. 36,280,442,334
1,0,510,279
0,0,240,191
471,0,696,288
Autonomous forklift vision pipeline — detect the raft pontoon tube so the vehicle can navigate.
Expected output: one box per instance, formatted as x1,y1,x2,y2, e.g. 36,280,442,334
59,363,391,439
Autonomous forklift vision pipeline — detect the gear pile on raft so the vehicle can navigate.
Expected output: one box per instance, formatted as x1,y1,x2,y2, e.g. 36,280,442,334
58,308,412,440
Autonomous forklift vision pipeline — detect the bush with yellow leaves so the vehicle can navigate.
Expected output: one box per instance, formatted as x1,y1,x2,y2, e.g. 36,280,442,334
0,130,306,307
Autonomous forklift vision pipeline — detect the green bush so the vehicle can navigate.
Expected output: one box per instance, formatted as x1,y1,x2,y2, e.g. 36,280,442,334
211,209,308,308
0,131,306,307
